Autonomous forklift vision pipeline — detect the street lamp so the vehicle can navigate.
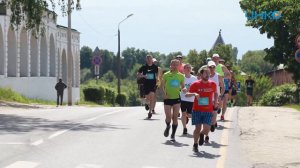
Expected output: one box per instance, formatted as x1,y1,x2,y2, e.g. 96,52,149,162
117,13,133,95
67,0,72,105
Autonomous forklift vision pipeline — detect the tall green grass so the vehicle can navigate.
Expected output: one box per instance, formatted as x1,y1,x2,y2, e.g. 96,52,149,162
0,87,55,105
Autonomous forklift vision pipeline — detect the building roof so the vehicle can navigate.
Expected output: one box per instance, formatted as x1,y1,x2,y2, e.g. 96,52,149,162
56,25,79,33
212,29,225,49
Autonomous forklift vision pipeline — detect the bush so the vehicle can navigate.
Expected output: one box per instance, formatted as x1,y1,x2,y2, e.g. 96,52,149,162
105,88,116,105
127,90,141,106
234,74,272,106
116,93,127,106
259,84,297,106
83,86,105,104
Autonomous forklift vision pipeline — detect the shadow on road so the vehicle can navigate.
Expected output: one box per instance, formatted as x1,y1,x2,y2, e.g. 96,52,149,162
190,151,221,159
163,140,189,147
0,114,129,134
204,141,228,148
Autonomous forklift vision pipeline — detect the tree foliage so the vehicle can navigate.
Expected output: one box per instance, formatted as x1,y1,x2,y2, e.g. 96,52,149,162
240,0,300,82
209,44,238,66
3,0,81,36
240,50,274,74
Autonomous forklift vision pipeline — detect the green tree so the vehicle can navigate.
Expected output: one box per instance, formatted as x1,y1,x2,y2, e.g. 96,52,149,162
187,49,207,73
240,50,274,74
240,0,300,82
80,46,92,69
4,0,81,36
209,44,238,65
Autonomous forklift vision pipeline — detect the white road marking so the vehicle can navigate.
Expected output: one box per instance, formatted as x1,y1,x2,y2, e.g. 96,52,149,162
48,130,68,139
0,142,26,145
5,161,39,168
216,107,234,168
48,110,122,140
75,164,103,168
30,139,44,146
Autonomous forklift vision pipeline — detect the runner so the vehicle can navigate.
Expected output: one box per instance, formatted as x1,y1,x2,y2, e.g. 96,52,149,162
176,55,185,74
137,54,158,119
186,66,217,152
245,75,255,106
161,59,185,141
152,58,163,114
204,61,224,143
212,54,231,121
180,64,197,135
228,68,238,107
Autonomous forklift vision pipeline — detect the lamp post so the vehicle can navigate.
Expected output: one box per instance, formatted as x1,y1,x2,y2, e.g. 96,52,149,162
67,0,72,105
117,14,133,95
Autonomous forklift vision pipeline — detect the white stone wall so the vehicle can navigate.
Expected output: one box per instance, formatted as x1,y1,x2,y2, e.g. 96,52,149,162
0,8,80,103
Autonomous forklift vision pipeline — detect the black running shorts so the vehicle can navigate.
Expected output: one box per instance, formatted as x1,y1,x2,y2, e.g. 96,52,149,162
180,101,193,114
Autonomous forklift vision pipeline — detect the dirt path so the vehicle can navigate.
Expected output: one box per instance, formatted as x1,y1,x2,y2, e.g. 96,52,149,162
238,107,300,168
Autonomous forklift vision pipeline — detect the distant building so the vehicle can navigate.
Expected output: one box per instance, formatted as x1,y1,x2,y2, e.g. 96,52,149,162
212,29,225,50
0,6,80,102
265,65,294,86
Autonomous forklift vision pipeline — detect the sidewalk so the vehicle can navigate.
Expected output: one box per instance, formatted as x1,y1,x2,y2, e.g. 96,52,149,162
237,106,300,168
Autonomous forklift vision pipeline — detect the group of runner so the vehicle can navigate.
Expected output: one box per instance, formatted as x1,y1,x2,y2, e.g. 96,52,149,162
137,54,244,152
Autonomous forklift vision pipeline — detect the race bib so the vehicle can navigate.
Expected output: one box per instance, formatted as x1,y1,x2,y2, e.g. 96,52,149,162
185,83,191,90
170,80,180,87
198,97,209,106
146,73,154,80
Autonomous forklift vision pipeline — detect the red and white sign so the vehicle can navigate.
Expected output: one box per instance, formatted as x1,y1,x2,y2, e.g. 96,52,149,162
92,56,102,65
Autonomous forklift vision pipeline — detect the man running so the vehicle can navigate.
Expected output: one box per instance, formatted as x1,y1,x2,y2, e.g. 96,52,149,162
204,61,224,143
180,64,197,135
137,54,158,119
186,66,217,152
212,54,231,121
176,55,185,74
161,59,185,141
245,75,255,106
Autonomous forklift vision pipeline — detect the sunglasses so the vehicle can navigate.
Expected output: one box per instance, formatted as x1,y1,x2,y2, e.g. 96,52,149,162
209,66,215,69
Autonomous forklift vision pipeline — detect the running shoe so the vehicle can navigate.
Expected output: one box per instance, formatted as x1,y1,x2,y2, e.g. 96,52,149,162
147,112,152,119
164,126,170,137
152,110,156,114
199,133,205,146
210,125,215,132
205,136,209,143
217,108,221,114
215,122,218,128
193,144,199,152
170,134,175,141
220,115,224,121
145,104,149,111
183,128,188,135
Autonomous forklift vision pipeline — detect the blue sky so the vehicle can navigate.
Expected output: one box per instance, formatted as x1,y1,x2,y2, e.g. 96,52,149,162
56,0,274,59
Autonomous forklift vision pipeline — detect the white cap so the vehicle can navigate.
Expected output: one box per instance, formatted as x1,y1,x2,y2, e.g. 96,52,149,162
212,53,220,58
152,58,157,62
207,61,216,67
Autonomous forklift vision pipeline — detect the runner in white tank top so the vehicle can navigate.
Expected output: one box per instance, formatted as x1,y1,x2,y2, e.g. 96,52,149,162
180,64,197,135
205,61,225,143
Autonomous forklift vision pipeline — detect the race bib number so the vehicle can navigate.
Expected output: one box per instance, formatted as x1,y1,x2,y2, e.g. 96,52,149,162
198,97,209,106
146,73,154,80
170,80,180,87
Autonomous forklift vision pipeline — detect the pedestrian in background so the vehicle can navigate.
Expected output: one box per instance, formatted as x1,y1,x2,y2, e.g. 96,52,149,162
55,79,67,107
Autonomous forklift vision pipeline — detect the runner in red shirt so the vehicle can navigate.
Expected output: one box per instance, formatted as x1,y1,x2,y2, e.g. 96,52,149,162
186,66,218,152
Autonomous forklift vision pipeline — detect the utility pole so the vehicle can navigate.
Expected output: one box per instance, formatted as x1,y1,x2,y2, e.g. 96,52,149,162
67,0,73,105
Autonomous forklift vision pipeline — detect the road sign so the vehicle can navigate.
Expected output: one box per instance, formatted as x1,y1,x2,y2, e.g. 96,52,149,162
92,56,102,65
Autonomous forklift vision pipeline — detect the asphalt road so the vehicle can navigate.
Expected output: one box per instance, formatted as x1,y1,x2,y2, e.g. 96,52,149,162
0,103,239,168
